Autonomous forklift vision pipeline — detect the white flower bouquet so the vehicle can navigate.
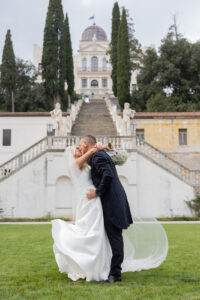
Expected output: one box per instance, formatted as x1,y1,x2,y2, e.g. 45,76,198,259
107,148,128,166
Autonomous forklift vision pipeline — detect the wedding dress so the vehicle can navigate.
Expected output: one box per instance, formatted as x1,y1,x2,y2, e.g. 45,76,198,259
51,147,168,281
51,163,112,281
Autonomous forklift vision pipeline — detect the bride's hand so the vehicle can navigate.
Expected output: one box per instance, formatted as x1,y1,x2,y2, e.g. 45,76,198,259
90,146,98,154
96,142,104,151
95,142,113,151
103,143,114,151
87,189,97,200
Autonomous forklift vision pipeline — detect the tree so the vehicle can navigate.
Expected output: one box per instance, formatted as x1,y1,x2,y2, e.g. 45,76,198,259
63,13,74,109
1,29,16,112
117,8,131,107
131,48,161,111
0,58,48,112
146,92,176,112
14,58,48,112
132,18,200,112
126,9,141,72
158,32,193,110
42,0,64,109
110,2,120,97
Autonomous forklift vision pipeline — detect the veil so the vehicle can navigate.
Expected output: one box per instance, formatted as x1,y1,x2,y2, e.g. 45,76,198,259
64,146,168,272
122,199,168,272
64,146,82,221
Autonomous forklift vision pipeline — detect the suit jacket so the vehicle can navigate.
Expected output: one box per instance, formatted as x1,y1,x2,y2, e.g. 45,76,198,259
88,150,133,229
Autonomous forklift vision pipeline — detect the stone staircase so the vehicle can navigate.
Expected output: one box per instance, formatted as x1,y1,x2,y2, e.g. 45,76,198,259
71,100,117,136
0,136,200,194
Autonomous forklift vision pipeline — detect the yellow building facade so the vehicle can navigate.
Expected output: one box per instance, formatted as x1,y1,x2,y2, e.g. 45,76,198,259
132,112,200,170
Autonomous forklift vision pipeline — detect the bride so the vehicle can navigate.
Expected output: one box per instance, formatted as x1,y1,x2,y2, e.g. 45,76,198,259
51,144,168,282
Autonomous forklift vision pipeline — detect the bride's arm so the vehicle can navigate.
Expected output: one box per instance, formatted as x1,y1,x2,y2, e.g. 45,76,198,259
75,147,97,169
96,143,114,151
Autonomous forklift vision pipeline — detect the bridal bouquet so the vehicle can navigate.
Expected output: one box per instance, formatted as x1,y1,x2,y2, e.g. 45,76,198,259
107,144,128,166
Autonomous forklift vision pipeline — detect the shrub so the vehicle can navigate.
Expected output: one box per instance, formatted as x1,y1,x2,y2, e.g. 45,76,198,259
185,196,200,217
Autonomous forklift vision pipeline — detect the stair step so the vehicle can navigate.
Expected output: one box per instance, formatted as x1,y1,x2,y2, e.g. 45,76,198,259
71,99,117,136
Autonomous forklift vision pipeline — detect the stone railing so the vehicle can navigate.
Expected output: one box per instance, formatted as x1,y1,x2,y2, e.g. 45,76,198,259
70,100,83,123
77,67,112,73
53,99,83,136
105,96,135,136
0,137,48,181
0,136,135,182
136,137,200,186
0,135,200,187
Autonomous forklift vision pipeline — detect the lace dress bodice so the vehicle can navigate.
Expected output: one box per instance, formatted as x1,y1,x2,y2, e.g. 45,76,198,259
78,165,94,191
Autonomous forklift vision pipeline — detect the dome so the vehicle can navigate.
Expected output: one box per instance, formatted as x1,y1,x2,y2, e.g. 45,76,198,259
81,24,107,41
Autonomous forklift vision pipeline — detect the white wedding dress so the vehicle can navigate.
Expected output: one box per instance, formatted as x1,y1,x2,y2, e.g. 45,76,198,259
51,147,168,282
51,165,112,281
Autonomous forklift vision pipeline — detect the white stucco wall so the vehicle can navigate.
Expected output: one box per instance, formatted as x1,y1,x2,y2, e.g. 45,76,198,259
0,116,51,164
135,152,194,217
0,150,195,219
0,155,46,218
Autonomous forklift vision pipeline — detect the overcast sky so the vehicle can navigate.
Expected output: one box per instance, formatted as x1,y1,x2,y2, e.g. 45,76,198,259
0,0,200,63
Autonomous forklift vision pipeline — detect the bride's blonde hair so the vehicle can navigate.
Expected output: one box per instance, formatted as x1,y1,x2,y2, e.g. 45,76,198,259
71,145,77,157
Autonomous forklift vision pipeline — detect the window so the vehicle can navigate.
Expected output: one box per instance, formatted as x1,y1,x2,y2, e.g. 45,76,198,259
179,129,187,145
136,129,144,141
82,78,87,88
91,80,98,87
3,129,11,146
91,56,98,72
102,57,107,72
102,78,107,87
82,58,87,72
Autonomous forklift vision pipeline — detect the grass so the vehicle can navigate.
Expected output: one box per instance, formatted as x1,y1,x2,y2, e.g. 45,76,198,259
0,224,200,300
1,216,200,222
0,217,70,222
157,216,200,221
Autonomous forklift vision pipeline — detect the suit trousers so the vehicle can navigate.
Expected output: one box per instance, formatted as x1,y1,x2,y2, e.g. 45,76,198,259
104,218,124,277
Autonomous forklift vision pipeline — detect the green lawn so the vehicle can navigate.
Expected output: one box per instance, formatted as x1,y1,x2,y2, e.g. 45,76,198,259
0,224,200,300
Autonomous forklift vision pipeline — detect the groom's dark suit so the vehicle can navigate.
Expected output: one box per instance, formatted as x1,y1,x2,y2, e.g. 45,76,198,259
88,150,133,277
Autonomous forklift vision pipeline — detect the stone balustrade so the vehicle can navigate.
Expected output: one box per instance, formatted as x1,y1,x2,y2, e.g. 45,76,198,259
0,137,48,180
105,96,135,136
70,99,83,123
0,135,200,188
105,96,122,134
53,99,83,136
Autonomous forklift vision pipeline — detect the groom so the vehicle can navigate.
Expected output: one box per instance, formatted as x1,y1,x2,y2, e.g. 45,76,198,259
79,135,133,283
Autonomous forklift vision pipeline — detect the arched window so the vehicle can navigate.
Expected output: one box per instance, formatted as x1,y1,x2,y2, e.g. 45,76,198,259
82,58,87,72
102,57,107,72
91,56,98,72
91,80,98,87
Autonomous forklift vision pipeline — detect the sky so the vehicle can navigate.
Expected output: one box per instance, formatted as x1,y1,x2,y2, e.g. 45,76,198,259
0,0,200,63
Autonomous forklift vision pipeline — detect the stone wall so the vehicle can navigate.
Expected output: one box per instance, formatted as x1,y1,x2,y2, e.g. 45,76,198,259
0,150,195,219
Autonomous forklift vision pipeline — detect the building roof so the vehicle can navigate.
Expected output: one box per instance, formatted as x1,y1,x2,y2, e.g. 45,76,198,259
0,112,69,117
1,111,200,118
81,24,107,41
134,112,200,119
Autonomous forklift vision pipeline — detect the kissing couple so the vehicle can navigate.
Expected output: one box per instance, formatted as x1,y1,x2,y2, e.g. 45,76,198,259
51,135,168,283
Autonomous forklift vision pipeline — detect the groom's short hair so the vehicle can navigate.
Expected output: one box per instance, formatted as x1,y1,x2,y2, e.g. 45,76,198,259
82,135,96,146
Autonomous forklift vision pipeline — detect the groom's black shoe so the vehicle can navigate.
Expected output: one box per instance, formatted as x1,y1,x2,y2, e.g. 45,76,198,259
100,275,122,284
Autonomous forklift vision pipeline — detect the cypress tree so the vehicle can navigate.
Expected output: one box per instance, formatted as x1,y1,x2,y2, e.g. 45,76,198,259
117,8,131,107
63,13,74,108
1,29,16,112
42,0,64,109
110,2,120,97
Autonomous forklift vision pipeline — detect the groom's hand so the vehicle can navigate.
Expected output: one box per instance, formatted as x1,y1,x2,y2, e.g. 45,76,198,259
86,189,97,200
